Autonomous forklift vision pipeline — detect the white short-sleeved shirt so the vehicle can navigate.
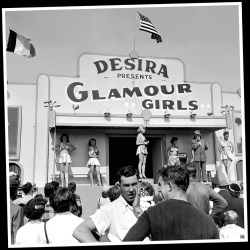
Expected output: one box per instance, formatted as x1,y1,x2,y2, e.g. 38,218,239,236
40,211,84,245
90,196,138,242
219,224,245,239
15,221,46,246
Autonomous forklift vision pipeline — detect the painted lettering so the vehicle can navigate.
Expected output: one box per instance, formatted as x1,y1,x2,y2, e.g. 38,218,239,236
189,100,198,110
67,82,88,102
94,60,108,74
162,100,175,109
123,87,143,98
108,89,121,99
109,58,122,71
144,85,159,96
145,60,156,74
92,90,106,100
92,58,169,78
157,64,169,78
161,85,174,95
177,100,187,110
142,99,153,109
124,58,135,70
178,84,192,94
137,59,143,71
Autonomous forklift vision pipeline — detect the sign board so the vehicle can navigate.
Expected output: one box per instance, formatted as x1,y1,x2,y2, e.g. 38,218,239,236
48,54,220,116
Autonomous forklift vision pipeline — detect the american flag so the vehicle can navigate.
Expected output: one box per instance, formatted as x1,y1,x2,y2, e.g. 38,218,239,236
138,11,162,43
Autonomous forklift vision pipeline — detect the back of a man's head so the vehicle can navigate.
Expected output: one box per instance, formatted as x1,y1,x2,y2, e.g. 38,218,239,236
116,165,138,183
224,210,238,225
159,166,189,192
50,187,72,213
68,182,76,193
22,182,33,195
183,163,197,179
44,181,60,198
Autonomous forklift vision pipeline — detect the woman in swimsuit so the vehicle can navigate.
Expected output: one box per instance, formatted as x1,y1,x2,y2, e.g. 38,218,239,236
218,130,234,181
54,133,76,187
136,126,149,179
86,138,102,186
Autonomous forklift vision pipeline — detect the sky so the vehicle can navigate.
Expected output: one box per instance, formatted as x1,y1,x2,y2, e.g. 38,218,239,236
3,3,243,93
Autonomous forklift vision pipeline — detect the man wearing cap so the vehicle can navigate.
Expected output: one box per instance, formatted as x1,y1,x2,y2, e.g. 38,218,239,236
191,130,209,182
9,173,24,244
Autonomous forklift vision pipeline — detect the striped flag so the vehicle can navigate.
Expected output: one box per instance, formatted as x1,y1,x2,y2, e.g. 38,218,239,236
6,29,36,58
138,11,162,43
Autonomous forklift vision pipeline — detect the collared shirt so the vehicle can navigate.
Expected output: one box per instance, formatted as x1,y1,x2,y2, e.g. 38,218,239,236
41,202,55,222
219,224,245,239
90,195,138,242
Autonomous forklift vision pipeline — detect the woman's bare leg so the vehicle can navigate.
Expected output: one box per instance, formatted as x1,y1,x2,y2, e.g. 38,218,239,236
89,165,95,186
222,159,229,181
142,155,147,178
138,154,144,178
95,166,102,186
60,163,65,187
65,162,69,187
226,159,232,181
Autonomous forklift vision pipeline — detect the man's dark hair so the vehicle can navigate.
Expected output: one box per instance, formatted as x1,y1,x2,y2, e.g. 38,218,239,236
44,181,60,198
68,182,76,193
22,182,33,195
158,166,189,191
24,197,47,220
183,163,197,179
116,165,138,183
50,187,72,213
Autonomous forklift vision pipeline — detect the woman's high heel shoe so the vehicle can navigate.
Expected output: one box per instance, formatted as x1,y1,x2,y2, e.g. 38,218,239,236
139,175,143,179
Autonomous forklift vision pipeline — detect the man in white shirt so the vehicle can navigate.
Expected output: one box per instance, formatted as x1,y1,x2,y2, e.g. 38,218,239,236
73,165,143,242
219,210,245,240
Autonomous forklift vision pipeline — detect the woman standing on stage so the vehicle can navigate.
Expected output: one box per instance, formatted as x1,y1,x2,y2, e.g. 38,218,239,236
218,130,234,181
136,126,149,179
86,138,102,186
54,133,76,187
167,137,180,166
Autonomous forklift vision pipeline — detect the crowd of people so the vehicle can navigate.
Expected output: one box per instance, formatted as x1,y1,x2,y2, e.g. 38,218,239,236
9,161,246,246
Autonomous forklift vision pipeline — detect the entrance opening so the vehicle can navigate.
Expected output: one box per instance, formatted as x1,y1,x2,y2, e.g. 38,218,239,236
109,137,162,185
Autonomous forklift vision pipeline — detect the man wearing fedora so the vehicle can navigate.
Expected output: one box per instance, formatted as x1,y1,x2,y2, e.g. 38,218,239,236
191,130,210,182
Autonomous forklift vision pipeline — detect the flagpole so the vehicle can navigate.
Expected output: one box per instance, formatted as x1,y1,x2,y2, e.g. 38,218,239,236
133,10,138,51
